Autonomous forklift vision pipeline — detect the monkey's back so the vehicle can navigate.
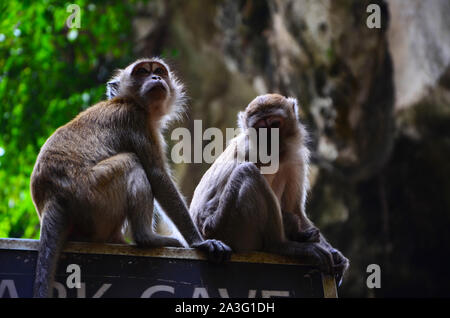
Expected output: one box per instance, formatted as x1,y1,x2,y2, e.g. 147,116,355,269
189,136,241,228
30,100,137,212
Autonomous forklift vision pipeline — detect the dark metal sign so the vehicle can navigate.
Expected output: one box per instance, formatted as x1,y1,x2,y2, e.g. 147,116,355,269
0,239,336,298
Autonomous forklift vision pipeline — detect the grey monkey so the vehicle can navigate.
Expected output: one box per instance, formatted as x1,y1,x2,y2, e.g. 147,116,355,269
190,94,349,285
31,58,232,298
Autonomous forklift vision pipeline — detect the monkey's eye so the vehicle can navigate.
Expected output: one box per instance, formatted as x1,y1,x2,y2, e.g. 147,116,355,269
153,67,166,76
270,119,282,128
135,67,151,76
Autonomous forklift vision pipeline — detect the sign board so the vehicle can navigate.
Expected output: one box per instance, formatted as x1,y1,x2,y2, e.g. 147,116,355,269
0,238,337,298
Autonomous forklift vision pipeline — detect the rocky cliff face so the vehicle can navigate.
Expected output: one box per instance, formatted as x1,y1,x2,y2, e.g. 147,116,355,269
133,0,450,296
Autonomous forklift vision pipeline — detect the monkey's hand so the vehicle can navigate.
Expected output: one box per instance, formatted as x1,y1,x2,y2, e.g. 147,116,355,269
192,239,232,263
330,248,350,287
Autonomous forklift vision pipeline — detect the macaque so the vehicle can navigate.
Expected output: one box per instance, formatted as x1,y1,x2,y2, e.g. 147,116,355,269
190,94,349,285
31,58,231,298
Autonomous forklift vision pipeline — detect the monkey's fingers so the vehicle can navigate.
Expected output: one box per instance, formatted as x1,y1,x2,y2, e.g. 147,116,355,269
331,248,350,271
213,240,232,263
334,261,349,287
330,248,349,287
192,239,232,263
294,228,320,243
211,239,232,262
333,264,346,287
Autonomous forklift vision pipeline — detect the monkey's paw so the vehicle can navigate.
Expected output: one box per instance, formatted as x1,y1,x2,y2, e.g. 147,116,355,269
192,239,233,263
293,227,321,243
304,243,335,275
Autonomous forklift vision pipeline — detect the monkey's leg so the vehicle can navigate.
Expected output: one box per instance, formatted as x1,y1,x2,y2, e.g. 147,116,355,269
203,162,333,273
90,153,182,247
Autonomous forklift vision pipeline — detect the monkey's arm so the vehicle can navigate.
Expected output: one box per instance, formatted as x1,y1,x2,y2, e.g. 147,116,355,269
148,167,202,245
132,137,231,262
148,168,232,262
126,132,198,243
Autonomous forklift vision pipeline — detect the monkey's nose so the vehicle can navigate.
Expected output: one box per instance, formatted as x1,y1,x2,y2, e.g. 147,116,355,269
152,75,161,80
267,117,283,129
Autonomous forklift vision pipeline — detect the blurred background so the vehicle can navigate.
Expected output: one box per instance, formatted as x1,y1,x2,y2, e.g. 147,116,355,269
1,0,450,297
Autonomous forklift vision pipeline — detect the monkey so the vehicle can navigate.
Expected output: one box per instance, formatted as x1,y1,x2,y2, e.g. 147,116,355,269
30,57,232,298
190,94,349,285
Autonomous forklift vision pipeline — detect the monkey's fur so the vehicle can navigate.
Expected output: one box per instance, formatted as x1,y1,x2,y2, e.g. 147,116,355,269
190,94,349,284
31,58,231,298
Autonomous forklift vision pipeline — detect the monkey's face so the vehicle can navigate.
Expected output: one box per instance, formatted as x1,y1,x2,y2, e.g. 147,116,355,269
238,94,302,158
242,94,299,138
129,60,172,111
107,58,185,124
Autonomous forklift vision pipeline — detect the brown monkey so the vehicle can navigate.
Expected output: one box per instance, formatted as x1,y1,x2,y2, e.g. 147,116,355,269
31,58,231,298
190,94,349,285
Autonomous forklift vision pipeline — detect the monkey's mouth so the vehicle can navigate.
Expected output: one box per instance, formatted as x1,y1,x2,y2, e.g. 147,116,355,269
144,81,168,100
147,82,167,93
252,116,284,129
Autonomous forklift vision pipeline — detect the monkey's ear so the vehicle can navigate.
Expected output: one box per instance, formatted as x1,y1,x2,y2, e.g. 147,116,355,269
106,80,120,100
288,97,300,119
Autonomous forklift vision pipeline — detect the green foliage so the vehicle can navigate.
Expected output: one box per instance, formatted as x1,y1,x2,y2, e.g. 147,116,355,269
0,0,141,238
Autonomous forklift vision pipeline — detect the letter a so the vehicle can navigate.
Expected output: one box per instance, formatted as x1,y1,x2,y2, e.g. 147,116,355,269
366,264,381,288
366,4,381,29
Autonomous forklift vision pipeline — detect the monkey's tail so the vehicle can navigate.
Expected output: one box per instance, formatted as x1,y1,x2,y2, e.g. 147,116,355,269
33,201,69,298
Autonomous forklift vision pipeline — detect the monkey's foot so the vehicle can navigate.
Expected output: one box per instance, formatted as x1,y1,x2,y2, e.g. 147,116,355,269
304,243,335,275
330,248,350,287
294,227,320,243
192,239,232,263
